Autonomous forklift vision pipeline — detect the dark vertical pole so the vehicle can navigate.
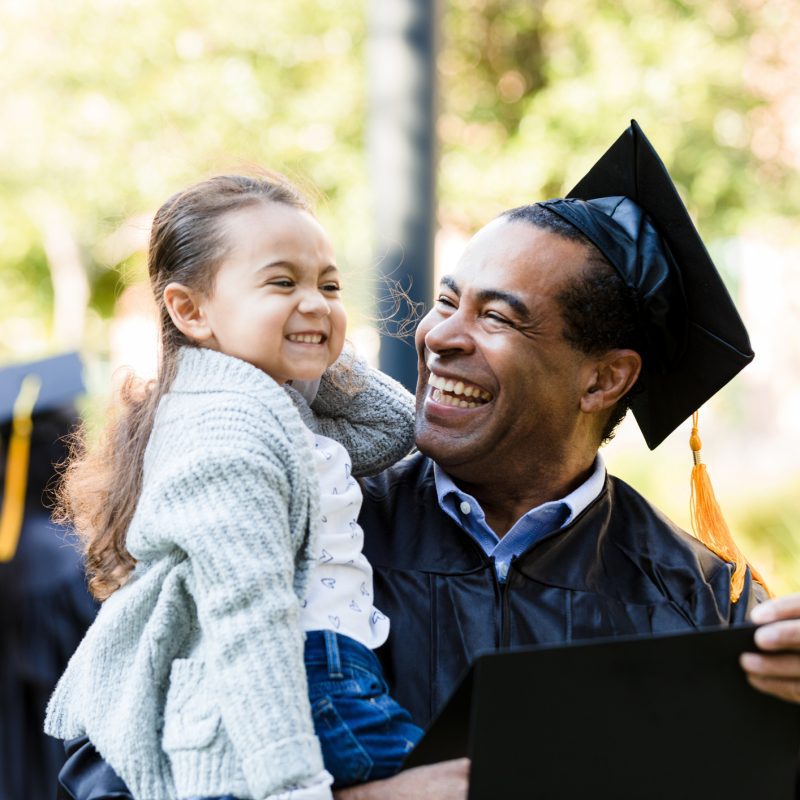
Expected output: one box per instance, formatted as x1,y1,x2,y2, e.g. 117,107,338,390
367,0,438,392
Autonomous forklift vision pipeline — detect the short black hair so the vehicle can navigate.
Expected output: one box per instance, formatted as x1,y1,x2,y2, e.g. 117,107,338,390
502,203,641,444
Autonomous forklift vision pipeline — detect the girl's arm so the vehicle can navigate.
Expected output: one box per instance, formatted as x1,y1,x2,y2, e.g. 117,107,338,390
294,348,415,478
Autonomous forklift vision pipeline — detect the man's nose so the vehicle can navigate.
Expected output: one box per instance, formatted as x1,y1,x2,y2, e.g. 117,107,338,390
298,289,331,317
423,308,474,355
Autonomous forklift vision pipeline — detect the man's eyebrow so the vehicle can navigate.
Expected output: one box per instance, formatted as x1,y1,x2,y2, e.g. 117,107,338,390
475,288,532,319
440,275,531,318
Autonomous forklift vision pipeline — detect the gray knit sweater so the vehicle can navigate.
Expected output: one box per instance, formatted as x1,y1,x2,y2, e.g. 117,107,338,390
44,347,414,800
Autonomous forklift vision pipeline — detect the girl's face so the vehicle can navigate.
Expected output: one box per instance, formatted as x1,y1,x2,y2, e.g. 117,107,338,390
199,201,347,383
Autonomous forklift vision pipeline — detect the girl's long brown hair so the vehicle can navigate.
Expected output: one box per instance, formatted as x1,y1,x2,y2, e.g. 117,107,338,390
59,173,310,600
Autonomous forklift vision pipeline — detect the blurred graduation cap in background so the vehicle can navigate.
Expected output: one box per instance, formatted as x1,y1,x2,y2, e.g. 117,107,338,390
0,352,85,562
541,120,764,602
0,352,96,800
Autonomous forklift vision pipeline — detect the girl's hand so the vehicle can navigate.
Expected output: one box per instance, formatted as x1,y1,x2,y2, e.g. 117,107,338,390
741,594,800,704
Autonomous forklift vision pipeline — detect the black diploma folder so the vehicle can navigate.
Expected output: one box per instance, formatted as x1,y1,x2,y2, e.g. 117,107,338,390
404,625,800,799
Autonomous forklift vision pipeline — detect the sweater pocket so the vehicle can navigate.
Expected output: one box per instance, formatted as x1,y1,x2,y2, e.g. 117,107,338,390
162,658,221,750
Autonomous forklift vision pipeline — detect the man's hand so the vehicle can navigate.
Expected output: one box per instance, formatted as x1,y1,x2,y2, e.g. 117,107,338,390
741,593,800,704
333,758,470,800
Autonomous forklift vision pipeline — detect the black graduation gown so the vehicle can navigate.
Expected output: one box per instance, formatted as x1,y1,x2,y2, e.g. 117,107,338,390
0,512,98,800
56,453,767,799
360,453,762,728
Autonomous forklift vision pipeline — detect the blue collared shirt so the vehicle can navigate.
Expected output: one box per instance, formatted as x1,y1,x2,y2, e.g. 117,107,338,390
433,455,607,581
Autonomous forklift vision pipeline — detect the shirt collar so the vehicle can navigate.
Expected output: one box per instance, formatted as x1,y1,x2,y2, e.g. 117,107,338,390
433,454,606,536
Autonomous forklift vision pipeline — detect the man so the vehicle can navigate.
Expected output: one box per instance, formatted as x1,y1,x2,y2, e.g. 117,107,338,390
59,123,800,799
344,121,800,798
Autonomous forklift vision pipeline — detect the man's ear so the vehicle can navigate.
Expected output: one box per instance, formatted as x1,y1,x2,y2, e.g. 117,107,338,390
580,349,642,414
163,282,214,344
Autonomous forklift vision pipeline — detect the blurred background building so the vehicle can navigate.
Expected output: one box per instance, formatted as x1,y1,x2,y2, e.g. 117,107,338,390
1,0,798,610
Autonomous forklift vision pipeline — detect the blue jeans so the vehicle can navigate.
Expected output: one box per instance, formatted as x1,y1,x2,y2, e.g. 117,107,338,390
187,631,422,798
305,629,423,788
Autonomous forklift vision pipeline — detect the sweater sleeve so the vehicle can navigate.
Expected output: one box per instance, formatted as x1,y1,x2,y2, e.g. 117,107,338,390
308,350,415,478
147,446,325,800
266,770,334,800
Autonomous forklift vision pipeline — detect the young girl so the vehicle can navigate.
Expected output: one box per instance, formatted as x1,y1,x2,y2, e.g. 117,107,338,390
45,174,423,800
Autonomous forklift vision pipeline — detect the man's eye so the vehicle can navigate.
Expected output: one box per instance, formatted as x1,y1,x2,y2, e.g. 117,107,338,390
485,311,511,324
436,295,456,308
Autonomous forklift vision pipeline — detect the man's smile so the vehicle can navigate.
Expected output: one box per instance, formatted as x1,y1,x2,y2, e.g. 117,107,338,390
426,370,493,409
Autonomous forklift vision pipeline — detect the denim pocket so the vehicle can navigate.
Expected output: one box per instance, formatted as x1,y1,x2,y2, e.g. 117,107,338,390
306,664,386,703
162,658,222,751
311,695,373,786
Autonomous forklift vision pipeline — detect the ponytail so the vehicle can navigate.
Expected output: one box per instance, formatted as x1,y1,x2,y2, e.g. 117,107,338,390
57,347,178,600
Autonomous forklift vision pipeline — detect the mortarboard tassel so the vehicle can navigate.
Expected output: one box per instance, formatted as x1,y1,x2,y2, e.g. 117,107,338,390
689,410,771,603
0,373,42,562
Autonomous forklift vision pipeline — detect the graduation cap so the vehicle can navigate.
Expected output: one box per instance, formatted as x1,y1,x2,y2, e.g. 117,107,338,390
541,121,766,602
541,120,753,450
0,352,84,562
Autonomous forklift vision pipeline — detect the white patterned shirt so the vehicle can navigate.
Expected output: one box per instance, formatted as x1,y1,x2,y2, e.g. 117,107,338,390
300,428,390,650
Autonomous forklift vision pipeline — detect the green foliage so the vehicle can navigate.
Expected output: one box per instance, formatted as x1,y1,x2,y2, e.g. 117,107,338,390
0,235,53,360
438,0,800,238
735,485,800,595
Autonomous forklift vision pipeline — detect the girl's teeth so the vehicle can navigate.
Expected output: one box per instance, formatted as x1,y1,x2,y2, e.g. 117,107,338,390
290,334,322,343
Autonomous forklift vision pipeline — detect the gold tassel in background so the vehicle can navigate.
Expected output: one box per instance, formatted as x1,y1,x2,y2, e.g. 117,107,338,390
0,373,43,562
689,410,771,603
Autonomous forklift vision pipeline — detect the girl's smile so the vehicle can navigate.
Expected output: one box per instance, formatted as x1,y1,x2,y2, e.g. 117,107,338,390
286,331,328,344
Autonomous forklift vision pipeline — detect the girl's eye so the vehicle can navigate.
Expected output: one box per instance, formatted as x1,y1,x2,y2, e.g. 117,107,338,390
320,283,341,293
268,279,295,288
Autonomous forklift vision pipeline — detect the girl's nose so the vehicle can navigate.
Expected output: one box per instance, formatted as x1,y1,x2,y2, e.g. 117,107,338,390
298,289,331,317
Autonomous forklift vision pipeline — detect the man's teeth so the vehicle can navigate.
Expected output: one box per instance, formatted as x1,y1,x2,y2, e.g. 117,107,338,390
428,374,492,404
431,388,483,408
288,334,323,344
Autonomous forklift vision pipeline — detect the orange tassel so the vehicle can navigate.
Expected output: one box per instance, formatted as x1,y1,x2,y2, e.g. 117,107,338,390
0,374,42,562
689,411,771,603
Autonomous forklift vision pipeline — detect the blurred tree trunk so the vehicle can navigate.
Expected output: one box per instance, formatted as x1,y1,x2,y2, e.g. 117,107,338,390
36,201,89,348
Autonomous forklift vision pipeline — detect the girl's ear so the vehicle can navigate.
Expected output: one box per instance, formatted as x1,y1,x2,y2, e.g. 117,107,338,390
580,349,642,414
163,282,214,343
